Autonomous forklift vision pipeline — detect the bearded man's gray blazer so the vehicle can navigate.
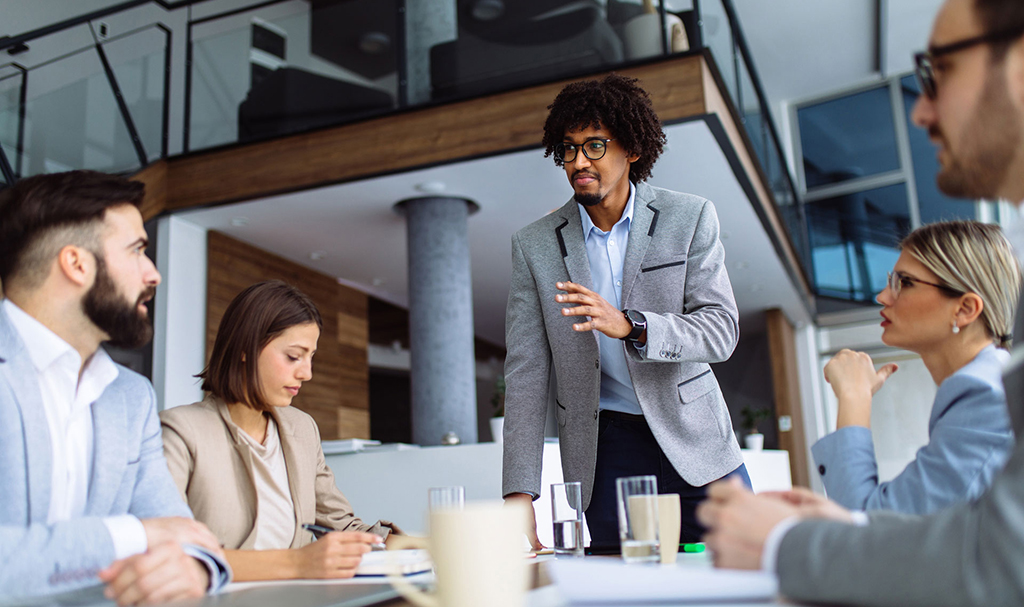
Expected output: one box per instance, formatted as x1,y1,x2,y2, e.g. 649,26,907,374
502,181,743,508
0,307,229,600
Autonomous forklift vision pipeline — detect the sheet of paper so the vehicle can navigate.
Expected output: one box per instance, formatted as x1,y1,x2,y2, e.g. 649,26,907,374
549,559,778,604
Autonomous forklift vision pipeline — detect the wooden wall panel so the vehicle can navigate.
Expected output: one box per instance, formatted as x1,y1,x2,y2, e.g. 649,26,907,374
206,231,370,439
765,308,810,488
163,55,705,211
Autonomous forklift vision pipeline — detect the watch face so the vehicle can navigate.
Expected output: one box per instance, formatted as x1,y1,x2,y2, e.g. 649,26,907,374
626,309,646,325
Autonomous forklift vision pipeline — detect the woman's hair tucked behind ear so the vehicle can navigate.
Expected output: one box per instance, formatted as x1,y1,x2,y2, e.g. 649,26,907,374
199,280,322,411
901,220,1021,349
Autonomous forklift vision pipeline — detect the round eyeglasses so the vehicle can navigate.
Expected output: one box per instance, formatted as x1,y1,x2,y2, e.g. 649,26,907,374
554,139,615,164
886,271,961,299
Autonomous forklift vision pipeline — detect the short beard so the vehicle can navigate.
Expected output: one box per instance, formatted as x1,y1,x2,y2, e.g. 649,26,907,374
936,67,1022,199
574,192,603,207
83,255,155,349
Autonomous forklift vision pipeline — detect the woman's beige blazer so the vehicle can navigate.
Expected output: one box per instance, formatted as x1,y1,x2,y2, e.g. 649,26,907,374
160,395,393,550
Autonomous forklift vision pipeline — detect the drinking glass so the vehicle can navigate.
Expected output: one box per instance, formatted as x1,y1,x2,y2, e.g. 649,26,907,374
428,486,465,511
616,475,659,563
550,482,584,557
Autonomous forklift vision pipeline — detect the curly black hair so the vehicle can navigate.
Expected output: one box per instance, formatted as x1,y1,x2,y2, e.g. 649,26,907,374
542,74,666,183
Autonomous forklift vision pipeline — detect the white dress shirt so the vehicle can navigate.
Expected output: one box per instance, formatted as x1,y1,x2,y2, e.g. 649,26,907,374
3,299,147,559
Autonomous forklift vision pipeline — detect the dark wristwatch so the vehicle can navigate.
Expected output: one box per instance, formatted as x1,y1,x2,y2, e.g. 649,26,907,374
620,309,647,342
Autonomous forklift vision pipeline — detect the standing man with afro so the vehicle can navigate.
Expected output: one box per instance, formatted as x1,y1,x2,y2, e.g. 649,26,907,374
502,74,750,549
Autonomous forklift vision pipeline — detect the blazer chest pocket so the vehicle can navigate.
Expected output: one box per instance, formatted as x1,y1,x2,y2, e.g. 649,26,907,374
641,255,686,273
677,370,715,404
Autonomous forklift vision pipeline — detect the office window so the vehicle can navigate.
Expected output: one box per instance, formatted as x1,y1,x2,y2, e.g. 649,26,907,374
792,75,980,304
798,86,901,189
807,183,908,301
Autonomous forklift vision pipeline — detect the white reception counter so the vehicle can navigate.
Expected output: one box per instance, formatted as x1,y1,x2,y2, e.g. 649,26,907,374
324,441,791,542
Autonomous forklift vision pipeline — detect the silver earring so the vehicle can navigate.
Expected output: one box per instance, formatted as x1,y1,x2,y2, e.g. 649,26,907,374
953,321,960,334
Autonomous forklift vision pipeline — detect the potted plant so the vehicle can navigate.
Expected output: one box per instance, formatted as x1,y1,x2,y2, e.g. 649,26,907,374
740,406,773,451
490,375,505,444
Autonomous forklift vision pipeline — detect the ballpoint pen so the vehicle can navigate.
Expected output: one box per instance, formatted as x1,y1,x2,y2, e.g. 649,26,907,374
303,523,387,550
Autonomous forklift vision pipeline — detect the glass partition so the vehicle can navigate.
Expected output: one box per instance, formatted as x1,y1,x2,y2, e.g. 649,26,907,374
188,0,400,150
0,64,26,179
103,26,170,163
0,24,169,179
697,0,737,102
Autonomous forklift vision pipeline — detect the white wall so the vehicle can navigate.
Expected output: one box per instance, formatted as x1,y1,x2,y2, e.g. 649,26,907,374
152,215,208,411
810,314,935,485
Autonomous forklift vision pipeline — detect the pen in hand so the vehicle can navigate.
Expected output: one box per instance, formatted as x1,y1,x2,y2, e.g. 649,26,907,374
303,523,387,550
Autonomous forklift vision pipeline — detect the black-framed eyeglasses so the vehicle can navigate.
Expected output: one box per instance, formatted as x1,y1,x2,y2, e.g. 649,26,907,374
914,24,1024,99
886,270,961,299
554,139,615,163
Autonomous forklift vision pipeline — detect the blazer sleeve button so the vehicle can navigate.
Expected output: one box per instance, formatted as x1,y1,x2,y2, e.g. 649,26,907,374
594,410,599,420
595,359,600,369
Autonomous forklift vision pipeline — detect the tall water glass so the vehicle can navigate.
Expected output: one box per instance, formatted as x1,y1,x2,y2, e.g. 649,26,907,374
550,482,584,557
616,475,659,563
428,486,465,511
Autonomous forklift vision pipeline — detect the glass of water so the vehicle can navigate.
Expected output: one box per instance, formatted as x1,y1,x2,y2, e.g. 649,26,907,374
428,486,465,511
550,482,584,557
616,475,659,564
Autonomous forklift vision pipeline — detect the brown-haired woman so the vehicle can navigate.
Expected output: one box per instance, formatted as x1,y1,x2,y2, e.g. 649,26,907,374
160,280,400,581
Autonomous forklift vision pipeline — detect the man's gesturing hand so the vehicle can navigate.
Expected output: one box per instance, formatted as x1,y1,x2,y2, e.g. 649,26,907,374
556,281,633,340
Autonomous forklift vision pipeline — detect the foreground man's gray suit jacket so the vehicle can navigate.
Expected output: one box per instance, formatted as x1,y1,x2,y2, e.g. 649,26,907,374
0,307,229,599
502,181,743,508
777,281,1024,606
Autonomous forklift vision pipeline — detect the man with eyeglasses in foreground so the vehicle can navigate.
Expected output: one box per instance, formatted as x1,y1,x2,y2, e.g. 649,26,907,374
502,74,749,550
697,0,1024,604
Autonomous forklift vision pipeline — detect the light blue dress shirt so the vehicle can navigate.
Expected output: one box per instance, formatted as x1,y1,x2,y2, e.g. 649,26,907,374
579,182,644,416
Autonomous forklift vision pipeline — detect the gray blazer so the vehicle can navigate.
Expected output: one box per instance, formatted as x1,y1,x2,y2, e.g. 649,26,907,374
812,344,1012,514
0,307,227,599
502,182,743,508
776,293,1024,606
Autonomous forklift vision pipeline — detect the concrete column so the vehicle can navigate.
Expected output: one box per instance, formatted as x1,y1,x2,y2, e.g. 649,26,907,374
395,196,479,446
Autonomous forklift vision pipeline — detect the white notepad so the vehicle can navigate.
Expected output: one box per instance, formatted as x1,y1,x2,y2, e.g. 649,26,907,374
549,558,778,604
355,549,432,577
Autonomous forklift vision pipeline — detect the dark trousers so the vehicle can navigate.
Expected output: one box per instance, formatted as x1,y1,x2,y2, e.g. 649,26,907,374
584,409,752,546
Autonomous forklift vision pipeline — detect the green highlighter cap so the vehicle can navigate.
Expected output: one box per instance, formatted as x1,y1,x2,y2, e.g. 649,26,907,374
680,543,706,553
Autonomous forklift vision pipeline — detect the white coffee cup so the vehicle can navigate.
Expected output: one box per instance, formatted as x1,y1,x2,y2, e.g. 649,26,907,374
390,500,529,607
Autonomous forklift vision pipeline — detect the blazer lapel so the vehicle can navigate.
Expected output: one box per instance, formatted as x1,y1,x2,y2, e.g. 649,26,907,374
86,381,127,516
217,400,262,549
1006,284,1024,435
554,201,594,290
621,183,656,306
0,311,52,522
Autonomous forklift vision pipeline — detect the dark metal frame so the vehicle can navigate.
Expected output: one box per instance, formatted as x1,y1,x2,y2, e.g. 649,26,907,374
0,63,29,179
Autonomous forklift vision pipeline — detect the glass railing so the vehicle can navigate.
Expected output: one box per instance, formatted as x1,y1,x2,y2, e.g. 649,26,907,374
183,0,702,150
698,0,812,287
0,0,812,292
0,22,170,180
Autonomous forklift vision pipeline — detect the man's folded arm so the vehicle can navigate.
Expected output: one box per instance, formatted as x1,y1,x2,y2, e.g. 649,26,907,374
0,520,116,598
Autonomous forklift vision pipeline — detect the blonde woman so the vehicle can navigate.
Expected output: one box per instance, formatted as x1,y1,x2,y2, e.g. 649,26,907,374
814,220,1020,514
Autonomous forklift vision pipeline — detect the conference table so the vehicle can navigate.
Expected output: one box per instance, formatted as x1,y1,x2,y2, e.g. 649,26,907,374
17,551,791,607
